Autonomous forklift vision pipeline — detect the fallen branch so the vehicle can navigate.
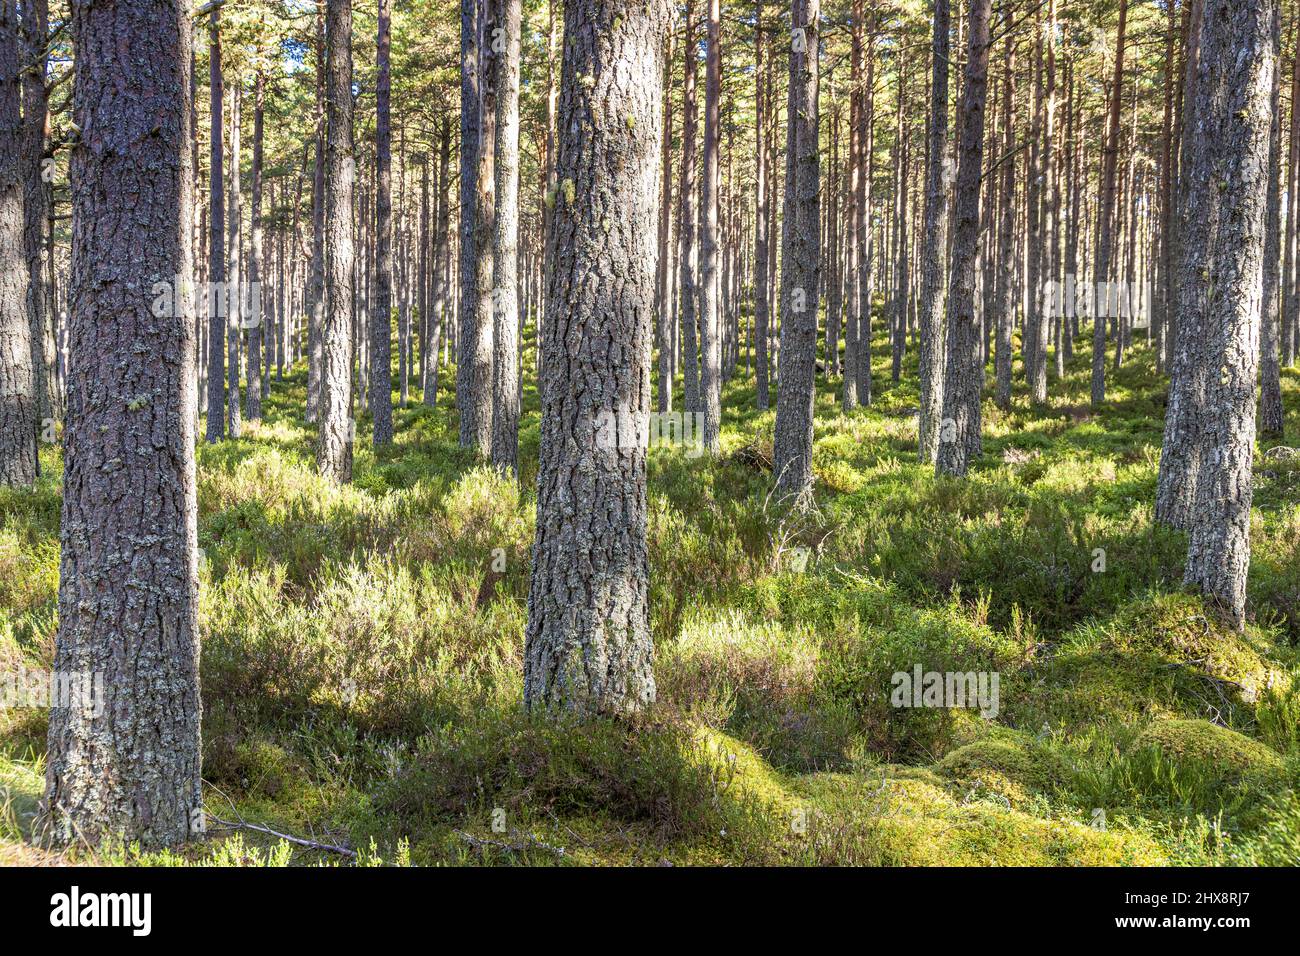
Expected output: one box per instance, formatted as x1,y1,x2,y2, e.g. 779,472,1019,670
208,815,356,859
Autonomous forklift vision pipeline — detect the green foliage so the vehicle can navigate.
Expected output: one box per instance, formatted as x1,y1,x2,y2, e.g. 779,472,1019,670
1,330,1298,866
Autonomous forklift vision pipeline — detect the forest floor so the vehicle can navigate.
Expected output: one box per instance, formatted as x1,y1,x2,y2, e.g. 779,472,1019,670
3,325,1300,866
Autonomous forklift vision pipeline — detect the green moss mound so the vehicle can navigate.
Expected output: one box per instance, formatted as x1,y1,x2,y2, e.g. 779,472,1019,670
1005,594,1277,731
1133,720,1285,790
937,732,1071,807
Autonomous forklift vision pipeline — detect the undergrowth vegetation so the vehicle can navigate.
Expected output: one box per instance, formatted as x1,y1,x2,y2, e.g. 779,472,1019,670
2,328,1298,866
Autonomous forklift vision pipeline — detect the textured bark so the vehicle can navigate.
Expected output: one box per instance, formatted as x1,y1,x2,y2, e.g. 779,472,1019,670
1156,0,1175,372
0,0,35,486
994,37,1015,410
1034,0,1058,404
841,4,861,412
935,0,991,478
1259,0,1283,437
456,0,482,445
679,3,700,414
854,13,873,407
317,0,354,483
226,79,242,439
44,0,201,848
426,118,451,408
491,0,521,475
1157,0,1206,528
306,3,325,423
657,25,674,415
772,0,821,498
417,150,429,400
204,11,226,442
246,72,264,422
754,2,771,411
1285,10,1300,368
459,0,495,455
1172,0,1274,629
371,0,394,446
20,0,52,426
1090,0,1127,407
1025,16,1046,402
524,0,668,715
698,0,721,453
889,63,908,386
918,0,952,464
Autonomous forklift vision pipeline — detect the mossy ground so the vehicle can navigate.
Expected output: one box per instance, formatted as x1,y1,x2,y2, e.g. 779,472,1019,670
2,322,1299,866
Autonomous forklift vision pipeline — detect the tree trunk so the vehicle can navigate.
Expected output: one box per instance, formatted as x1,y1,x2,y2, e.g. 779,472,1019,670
371,0,394,445
44,0,201,848
772,0,821,499
755,2,771,411
317,0,355,482
459,0,495,455
306,2,325,424
935,0,991,478
1259,0,1284,436
994,36,1015,410
246,72,264,421
1156,0,1205,528
205,11,226,442
1090,0,1127,406
918,0,953,463
679,2,700,415
0,0,35,486
524,0,669,715
427,117,451,408
699,0,722,453
20,0,52,428
1173,0,1275,629
491,0,521,475
855,11,873,407
226,78,242,438
657,24,675,415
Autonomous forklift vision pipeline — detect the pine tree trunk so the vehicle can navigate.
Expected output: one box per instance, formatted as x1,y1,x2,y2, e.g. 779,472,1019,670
1091,0,1127,407
679,3,700,415
1260,0,1284,436
306,3,325,424
918,0,953,463
371,0,394,446
457,0,484,449
755,1,771,411
1175,0,1275,629
935,0,991,478
1035,0,1058,404
428,118,451,407
205,10,226,442
855,14,873,407
44,0,201,848
524,0,669,715
0,0,35,486
994,37,1015,410
491,0,521,475
1157,0,1206,528
20,0,52,428
246,72,264,421
226,79,242,438
317,0,355,482
772,0,822,499
657,25,675,415
699,0,722,453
